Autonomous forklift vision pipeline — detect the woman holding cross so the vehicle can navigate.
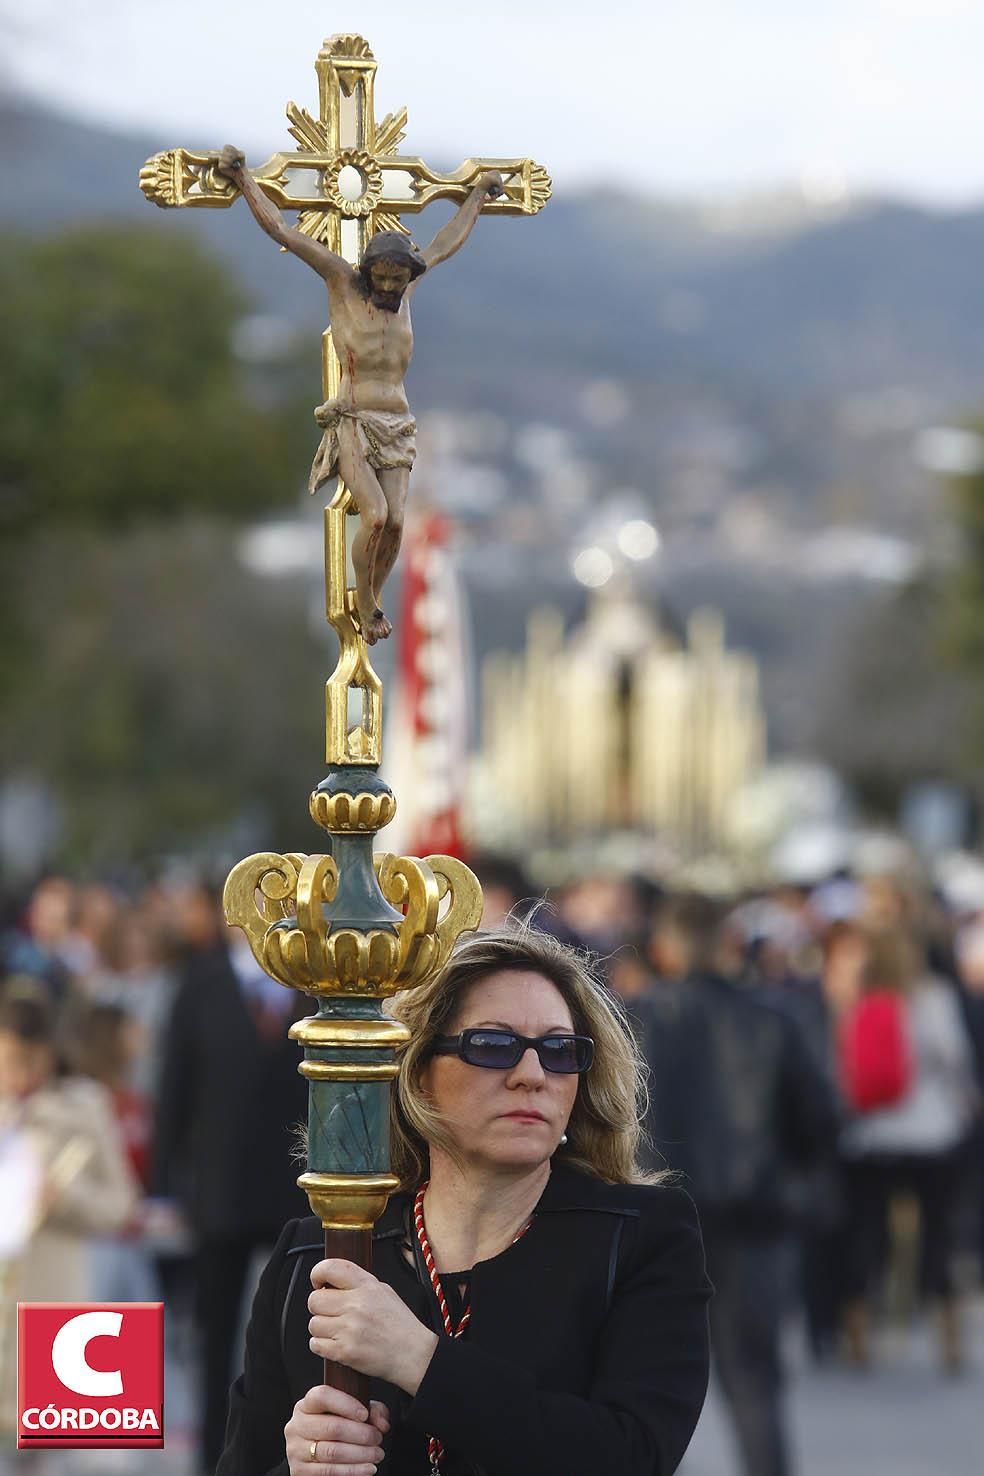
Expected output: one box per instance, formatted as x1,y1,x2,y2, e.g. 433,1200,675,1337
217,927,711,1476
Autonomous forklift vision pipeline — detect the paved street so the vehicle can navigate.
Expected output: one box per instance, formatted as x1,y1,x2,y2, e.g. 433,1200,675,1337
684,1295,984,1476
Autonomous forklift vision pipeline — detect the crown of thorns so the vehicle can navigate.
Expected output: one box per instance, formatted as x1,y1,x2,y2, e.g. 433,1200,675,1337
360,231,427,279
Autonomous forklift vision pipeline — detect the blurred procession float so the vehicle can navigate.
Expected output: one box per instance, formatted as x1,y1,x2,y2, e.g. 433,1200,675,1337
471,582,765,865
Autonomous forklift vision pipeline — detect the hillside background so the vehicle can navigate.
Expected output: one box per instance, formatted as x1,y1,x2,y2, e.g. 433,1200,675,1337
4,95,983,858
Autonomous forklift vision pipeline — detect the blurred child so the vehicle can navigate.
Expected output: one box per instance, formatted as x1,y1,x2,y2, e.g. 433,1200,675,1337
0,985,138,1436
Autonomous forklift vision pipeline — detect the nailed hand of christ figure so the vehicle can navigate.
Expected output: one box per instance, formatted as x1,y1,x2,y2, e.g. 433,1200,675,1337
214,145,504,646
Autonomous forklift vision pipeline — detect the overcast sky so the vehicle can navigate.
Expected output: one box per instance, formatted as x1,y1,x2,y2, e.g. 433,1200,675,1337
5,0,983,206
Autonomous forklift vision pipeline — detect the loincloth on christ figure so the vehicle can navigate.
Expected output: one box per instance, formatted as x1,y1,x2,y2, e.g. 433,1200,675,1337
308,401,417,495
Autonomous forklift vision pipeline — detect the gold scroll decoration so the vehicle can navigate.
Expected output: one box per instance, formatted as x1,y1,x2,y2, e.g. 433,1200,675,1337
223,851,483,998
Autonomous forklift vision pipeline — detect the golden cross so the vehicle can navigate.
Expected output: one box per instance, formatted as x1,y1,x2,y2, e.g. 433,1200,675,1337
139,32,550,768
140,34,550,247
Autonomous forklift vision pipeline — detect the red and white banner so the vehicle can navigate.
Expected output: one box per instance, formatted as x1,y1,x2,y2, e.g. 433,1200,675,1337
385,510,471,860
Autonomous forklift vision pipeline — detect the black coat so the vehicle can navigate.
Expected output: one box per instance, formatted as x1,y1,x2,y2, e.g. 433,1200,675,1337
638,973,841,1230
151,944,311,1238
217,1165,711,1476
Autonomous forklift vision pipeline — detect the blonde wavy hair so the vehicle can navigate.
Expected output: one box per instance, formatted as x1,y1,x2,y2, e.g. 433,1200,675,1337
389,924,659,1190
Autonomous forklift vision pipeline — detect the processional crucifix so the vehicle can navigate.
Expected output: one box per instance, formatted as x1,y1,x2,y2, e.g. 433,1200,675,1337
140,32,549,1402
141,31,548,766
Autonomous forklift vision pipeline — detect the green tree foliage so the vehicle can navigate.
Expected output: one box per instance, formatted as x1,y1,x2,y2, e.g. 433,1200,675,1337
812,575,970,814
2,522,330,865
813,431,984,811
0,224,303,533
0,224,324,865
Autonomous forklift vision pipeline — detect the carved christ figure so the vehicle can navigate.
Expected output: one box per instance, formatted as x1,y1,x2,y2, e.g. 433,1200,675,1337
215,147,503,644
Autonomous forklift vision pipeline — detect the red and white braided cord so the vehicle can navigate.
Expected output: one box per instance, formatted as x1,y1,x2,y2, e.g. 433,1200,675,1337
413,1182,530,1471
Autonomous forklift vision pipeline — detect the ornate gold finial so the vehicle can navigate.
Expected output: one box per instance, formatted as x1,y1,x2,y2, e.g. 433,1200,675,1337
322,33,374,60
138,151,178,208
223,848,482,998
527,162,553,215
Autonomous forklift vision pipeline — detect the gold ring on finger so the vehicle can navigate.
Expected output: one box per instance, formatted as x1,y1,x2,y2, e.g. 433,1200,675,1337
309,1440,318,1462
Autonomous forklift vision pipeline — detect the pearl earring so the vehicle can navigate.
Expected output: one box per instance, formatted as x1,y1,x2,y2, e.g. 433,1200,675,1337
559,1133,568,1146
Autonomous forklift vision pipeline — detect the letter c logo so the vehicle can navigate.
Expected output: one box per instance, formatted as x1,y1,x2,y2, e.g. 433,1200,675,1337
51,1312,124,1396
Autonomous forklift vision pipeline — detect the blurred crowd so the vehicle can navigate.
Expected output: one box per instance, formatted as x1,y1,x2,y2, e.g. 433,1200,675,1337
476,855,984,1476
0,858,981,1475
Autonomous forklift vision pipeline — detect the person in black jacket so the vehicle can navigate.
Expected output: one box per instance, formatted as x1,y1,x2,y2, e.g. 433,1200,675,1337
152,920,311,1474
217,926,712,1476
639,893,840,1476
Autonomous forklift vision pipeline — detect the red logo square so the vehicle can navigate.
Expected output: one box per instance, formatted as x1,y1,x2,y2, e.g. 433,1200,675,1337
17,1303,164,1449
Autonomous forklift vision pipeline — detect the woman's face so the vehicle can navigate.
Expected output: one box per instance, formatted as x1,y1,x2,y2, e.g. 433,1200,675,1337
421,970,581,1174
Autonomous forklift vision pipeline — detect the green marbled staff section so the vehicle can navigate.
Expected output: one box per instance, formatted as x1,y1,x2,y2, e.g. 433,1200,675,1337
321,996,387,1021
300,996,403,1175
307,1077,393,1175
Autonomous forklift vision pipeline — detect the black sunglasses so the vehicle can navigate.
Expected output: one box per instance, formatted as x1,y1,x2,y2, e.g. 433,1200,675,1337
431,1029,594,1075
